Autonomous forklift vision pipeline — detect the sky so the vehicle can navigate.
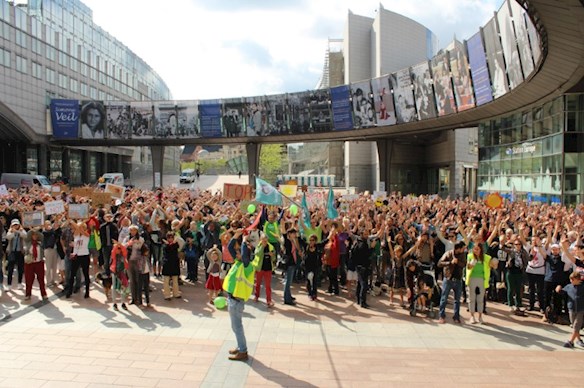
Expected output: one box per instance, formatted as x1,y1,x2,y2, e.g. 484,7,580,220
82,0,504,101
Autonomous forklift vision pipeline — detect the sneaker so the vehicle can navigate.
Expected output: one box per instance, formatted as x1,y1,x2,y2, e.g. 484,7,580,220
18,284,24,290
113,304,119,311
121,303,127,310
438,318,446,324
478,316,484,325
470,316,478,324
564,340,574,348
576,340,584,347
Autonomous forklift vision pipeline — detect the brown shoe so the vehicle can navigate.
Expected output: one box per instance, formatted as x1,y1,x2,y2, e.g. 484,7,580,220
228,348,239,355
228,351,248,361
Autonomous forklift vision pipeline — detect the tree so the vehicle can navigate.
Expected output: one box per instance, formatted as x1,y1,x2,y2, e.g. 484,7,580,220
259,144,286,184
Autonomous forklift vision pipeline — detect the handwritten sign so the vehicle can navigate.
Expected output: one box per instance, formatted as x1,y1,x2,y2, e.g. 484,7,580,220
105,183,125,199
22,211,45,227
68,203,89,219
224,183,252,200
279,184,298,198
91,192,112,206
0,184,8,197
71,187,93,198
44,200,65,215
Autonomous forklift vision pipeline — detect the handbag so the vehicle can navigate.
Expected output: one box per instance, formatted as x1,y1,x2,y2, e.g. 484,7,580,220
24,253,33,264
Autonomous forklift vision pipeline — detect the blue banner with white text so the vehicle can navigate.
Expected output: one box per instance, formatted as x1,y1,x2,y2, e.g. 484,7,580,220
51,99,80,139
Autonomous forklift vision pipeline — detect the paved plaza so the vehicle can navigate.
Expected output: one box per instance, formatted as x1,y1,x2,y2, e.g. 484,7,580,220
1,276,583,388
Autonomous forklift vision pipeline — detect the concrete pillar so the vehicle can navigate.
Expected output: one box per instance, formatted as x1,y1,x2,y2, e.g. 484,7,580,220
246,143,260,188
62,148,70,180
151,145,165,189
82,150,90,184
376,138,393,192
102,151,108,173
38,144,48,176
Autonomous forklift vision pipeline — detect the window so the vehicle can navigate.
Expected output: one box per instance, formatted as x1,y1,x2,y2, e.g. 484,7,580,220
32,61,42,79
58,51,67,66
0,48,10,67
70,78,78,93
58,73,67,89
90,86,97,99
0,22,9,39
70,57,78,72
80,82,88,97
15,30,27,48
15,55,27,73
46,68,55,84
0,2,9,22
46,46,56,62
15,8,28,32
31,18,42,38
31,38,43,54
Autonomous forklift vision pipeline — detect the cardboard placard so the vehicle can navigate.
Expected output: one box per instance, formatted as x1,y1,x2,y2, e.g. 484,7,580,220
0,184,8,197
22,211,45,227
279,184,298,198
105,183,125,199
224,183,252,201
68,203,90,220
71,187,93,198
91,192,112,206
44,200,65,215
51,185,61,193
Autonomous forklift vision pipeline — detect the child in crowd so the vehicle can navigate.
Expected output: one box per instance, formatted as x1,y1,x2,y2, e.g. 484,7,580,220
205,246,222,305
110,241,129,311
557,271,584,348
141,245,151,307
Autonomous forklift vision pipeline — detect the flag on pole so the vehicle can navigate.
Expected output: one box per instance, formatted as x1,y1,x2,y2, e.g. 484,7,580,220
255,177,283,206
246,205,262,232
301,192,311,229
326,187,338,219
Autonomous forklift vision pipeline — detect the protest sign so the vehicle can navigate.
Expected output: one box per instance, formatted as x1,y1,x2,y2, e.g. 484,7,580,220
224,183,252,200
22,211,44,227
91,192,112,206
105,183,125,199
44,200,65,215
68,203,89,219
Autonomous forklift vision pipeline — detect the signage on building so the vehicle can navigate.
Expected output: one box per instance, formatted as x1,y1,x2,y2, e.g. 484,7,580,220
505,142,537,155
50,99,80,139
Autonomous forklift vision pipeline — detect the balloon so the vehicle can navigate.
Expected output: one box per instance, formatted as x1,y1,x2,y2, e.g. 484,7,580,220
247,204,256,214
485,193,503,209
290,204,298,216
214,296,227,309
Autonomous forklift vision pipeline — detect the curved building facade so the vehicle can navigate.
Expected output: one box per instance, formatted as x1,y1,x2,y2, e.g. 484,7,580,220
0,0,172,184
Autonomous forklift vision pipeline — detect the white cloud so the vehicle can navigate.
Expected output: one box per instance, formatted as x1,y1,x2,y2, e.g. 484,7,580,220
82,0,503,100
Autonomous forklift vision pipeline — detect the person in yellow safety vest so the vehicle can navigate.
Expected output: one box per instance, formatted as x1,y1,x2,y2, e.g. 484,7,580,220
224,229,254,361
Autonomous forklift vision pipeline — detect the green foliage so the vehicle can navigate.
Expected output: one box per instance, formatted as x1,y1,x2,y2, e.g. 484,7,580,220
259,144,286,183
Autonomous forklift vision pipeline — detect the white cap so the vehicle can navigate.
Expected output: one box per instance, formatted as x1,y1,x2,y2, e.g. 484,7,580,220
10,219,20,226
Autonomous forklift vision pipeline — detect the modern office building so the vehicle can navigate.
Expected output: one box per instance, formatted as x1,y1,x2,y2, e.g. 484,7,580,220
478,93,584,204
0,0,173,184
316,4,478,196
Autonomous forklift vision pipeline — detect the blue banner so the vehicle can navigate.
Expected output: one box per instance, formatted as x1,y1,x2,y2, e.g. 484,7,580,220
199,101,222,138
467,32,493,106
330,85,354,131
50,99,79,139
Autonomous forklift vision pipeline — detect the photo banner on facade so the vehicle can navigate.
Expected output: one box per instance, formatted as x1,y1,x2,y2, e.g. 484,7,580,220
483,18,509,99
497,0,523,89
154,101,178,138
430,53,457,116
449,41,475,112
265,93,288,135
390,69,417,124
223,98,246,138
350,81,376,128
130,101,154,138
330,85,354,131
244,96,270,136
286,92,311,135
176,100,199,138
523,6,541,65
199,100,222,138
509,0,534,78
50,99,80,139
79,100,106,139
410,61,437,120
309,89,333,133
371,76,396,125
105,102,131,139
467,31,493,106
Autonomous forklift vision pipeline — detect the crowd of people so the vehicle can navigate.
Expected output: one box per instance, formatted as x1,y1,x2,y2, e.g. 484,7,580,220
1,184,584,351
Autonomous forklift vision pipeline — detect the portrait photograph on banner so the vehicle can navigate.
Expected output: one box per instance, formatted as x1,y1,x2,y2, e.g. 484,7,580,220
350,80,376,129
264,93,288,136
105,102,131,139
287,92,311,135
497,0,523,90
410,61,437,120
199,100,222,138
244,96,270,137
50,99,80,139
483,18,509,99
154,102,178,138
449,41,475,112
176,100,199,138
309,89,332,133
509,0,534,78
130,101,154,138
223,98,246,138
79,100,106,139
390,68,417,124
430,53,457,116
371,76,396,126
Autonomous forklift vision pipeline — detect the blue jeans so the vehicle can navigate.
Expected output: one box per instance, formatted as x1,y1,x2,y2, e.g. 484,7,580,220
228,296,247,353
439,278,462,319
284,264,296,303
65,255,82,291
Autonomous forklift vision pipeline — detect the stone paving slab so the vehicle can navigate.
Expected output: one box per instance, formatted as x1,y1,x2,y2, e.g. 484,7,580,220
1,276,583,387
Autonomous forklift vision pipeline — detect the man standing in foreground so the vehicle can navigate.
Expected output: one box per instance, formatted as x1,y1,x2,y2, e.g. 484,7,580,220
225,230,255,361
438,241,467,324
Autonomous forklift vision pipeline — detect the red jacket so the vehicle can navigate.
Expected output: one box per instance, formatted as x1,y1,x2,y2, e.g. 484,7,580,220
328,234,340,269
110,244,128,273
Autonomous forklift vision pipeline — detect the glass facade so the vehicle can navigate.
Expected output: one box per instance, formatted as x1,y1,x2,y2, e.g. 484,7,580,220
478,94,584,204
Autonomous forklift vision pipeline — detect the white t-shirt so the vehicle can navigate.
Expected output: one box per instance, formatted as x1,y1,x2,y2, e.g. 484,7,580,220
73,234,90,256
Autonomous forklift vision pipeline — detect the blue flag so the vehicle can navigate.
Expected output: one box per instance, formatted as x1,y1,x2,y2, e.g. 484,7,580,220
327,187,338,219
301,192,311,229
255,177,282,206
